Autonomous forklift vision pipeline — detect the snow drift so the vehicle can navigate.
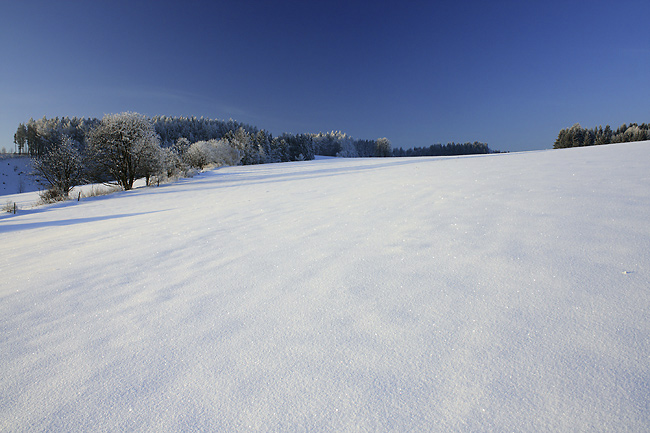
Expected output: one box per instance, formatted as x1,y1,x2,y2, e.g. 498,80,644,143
1,142,649,431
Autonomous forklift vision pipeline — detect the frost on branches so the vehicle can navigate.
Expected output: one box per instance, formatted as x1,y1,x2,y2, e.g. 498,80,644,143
31,136,85,200
183,139,242,169
86,112,163,191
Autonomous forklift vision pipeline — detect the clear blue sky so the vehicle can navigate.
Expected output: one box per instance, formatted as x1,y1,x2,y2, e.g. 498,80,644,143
1,0,649,152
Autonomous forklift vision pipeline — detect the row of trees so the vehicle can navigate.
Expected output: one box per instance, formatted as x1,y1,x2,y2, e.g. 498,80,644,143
391,142,492,157
13,116,259,159
310,131,392,157
22,113,397,200
13,117,100,157
28,113,278,199
554,123,650,149
14,116,394,162
31,113,177,198
21,113,508,200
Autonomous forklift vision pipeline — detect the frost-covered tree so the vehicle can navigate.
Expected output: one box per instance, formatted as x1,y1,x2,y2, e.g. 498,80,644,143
392,142,492,157
269,136,289,162
353,139,375,157
184,140,218,169
251,130,271,163
151,115,259,147
86,112,162,190
138,140,166,185
336,134,358,158
275,133,315,161
312,132,343,156
224,127,261,165
375,137,392,157
213,139,242,166
173,137,191,157
31,136,85,199
553,122,649,148
160,147,183,178
183,139,242,169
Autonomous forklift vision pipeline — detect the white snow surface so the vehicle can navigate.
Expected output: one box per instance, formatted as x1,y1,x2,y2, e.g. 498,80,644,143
0,155,39,196
2,142,650,432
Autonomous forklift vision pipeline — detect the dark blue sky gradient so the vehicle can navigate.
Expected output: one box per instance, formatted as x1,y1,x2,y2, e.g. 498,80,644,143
1,0,649,151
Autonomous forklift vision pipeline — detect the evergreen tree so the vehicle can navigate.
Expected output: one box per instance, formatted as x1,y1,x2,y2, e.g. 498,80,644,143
375,137,392,157
14,123,27,154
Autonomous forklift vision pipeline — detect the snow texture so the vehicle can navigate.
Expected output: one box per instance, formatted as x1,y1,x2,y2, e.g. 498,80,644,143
2,142,650,432
0,155,39,196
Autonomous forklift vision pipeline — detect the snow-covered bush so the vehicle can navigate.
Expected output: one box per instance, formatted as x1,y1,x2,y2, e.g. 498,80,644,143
183,139,242,169
160,147,185,180
183,140,217,169
213,139,242,166
31,136,85,200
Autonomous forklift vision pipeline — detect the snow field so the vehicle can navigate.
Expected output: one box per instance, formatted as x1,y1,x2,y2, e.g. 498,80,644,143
1,142,650,431
0,155,39,197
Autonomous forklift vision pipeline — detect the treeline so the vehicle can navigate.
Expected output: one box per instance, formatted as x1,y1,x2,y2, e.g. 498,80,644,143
15,113,399,201
13,116,393,162
554,123,650,149
392,142,493,157
24,112,273,200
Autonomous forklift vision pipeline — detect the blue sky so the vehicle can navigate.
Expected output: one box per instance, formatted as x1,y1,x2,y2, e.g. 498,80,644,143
1,0,648,152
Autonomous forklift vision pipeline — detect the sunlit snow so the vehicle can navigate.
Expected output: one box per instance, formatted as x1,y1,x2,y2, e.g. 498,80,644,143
2,142,649,431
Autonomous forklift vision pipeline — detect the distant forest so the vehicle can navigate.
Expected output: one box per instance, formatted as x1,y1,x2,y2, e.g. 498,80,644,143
392,142,494,157
554,123,650,149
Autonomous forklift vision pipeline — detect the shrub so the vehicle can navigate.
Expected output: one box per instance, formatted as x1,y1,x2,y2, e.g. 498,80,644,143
31,136,85,199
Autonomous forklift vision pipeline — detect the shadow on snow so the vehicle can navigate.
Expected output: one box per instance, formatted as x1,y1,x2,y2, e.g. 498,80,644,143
0,210,168,234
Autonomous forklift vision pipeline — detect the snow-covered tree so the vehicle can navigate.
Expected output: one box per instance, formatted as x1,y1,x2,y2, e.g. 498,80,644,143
184,140,218,169
183,139,242,169
336,133,358,158
86,112,162,190
225,127,261,165
354,139,376,157
312,132,342,156
173,137,191,157
375,137,392,157
213,139,242,166
252,130,271,163
31,136,85,199
138,140,166,185
160,147,183,178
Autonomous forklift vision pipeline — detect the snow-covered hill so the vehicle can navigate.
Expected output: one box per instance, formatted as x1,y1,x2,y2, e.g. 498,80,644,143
0,155,39,196
2,143,650,432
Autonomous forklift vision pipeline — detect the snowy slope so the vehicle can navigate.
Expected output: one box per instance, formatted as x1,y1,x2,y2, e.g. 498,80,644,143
0,155,39,196
2,142,650,432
